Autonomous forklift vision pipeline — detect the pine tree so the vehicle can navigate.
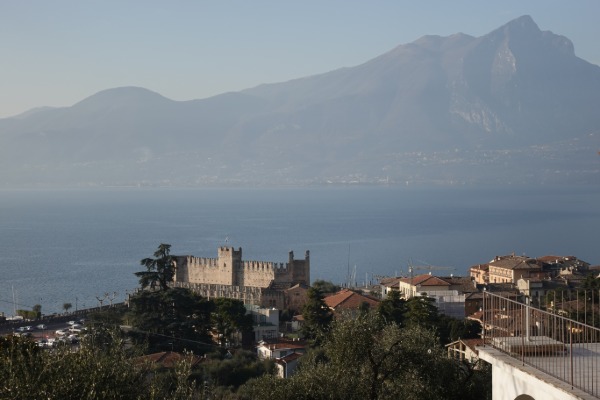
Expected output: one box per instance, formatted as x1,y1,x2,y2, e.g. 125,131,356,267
301,287,333,346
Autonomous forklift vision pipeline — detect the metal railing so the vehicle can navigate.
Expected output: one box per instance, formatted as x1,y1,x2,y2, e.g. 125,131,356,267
482,291,600,398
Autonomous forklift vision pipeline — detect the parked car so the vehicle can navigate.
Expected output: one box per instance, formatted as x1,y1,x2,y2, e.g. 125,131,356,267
55,329,67,336
36,324,47,330
37,338,54,348
67,334,79,344
67,320,76,325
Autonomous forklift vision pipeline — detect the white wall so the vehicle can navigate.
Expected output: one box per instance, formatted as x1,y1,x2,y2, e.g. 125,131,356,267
479,348,595,400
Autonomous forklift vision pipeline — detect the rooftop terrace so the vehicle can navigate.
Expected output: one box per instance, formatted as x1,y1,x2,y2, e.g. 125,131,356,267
481,291,600,398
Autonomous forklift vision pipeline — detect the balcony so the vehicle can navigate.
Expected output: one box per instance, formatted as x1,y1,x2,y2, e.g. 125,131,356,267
480,291,600,399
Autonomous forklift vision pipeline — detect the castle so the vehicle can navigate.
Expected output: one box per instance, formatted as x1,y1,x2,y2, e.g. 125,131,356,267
171,246,310,310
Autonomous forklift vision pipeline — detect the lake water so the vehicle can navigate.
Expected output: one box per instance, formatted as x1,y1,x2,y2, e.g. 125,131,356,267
1,185,599,316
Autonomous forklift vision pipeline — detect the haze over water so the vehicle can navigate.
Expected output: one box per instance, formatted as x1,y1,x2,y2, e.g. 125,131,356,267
1,185,599,316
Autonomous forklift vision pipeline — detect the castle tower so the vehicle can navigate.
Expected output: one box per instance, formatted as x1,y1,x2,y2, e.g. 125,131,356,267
287,250,310,285
217,246,242,285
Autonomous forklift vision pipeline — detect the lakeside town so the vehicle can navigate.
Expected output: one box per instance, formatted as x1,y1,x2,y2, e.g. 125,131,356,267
2,244,600,399
3,3,600,399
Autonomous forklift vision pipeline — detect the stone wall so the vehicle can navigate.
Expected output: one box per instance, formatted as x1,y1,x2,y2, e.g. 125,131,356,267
284,284,309,313
172,282,287,309
173,247,310,289
172,282,264,306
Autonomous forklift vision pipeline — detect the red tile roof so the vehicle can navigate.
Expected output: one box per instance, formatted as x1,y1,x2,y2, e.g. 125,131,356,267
259,338,307,350
489,256,541,271
324,289,380,310
380,277,402,286
399,274,451,287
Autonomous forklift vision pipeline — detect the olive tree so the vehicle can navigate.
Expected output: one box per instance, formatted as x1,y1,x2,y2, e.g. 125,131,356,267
0,331,203,399
241,311,490,400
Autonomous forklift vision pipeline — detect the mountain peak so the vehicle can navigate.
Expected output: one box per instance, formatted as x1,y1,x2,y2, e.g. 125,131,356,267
491,15,541,41
505,15,538,30
73,86,173,109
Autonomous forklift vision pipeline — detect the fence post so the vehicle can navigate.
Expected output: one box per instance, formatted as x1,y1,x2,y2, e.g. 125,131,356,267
570,325,574,389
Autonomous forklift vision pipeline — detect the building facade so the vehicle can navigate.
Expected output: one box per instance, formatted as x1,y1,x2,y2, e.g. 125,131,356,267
470,254,591,285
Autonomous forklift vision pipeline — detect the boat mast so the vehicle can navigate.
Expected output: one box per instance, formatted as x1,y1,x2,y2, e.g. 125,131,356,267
12,285,16,316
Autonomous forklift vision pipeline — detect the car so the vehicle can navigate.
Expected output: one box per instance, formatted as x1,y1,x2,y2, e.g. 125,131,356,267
36,324,47,330
36,338,54,348
17,327,27,332
55,329,67,336
67,320,76,325
24,326,33,331
67,334,79,344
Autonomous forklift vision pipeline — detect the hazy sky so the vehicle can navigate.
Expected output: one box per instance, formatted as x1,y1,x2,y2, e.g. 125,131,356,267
2,1,599,118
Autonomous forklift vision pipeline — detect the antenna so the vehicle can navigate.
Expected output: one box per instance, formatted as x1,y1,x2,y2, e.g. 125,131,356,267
345,244,351,288
347,264,356,288
12,285,16,316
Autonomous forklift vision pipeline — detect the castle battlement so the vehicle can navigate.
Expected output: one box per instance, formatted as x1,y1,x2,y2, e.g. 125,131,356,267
185,256,218,267
240,261,289,271
173,246,309,289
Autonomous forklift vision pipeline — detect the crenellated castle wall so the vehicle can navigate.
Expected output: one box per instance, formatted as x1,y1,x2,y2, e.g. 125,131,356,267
174,256,226,285
173,246,310,289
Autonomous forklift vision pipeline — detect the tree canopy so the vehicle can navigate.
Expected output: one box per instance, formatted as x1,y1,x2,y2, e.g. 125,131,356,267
241,311,491,400
301,287,333,346
311,279,340,294
376,289,406,325
211,298,254,347
136,243,175,291
0,330,199,399
128,287,214,351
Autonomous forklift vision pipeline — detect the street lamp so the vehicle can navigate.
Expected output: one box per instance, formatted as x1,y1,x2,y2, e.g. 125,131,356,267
96,295,105,309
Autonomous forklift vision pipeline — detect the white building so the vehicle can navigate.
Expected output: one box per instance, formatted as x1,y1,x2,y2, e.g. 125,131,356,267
247,306,279,342
381,274,473,318
257,338,307,378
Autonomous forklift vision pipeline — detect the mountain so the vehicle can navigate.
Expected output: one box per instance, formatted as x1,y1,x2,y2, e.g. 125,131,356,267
1,15,599,187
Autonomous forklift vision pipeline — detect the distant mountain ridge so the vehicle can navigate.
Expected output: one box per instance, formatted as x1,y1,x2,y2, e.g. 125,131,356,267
1,15,599,187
